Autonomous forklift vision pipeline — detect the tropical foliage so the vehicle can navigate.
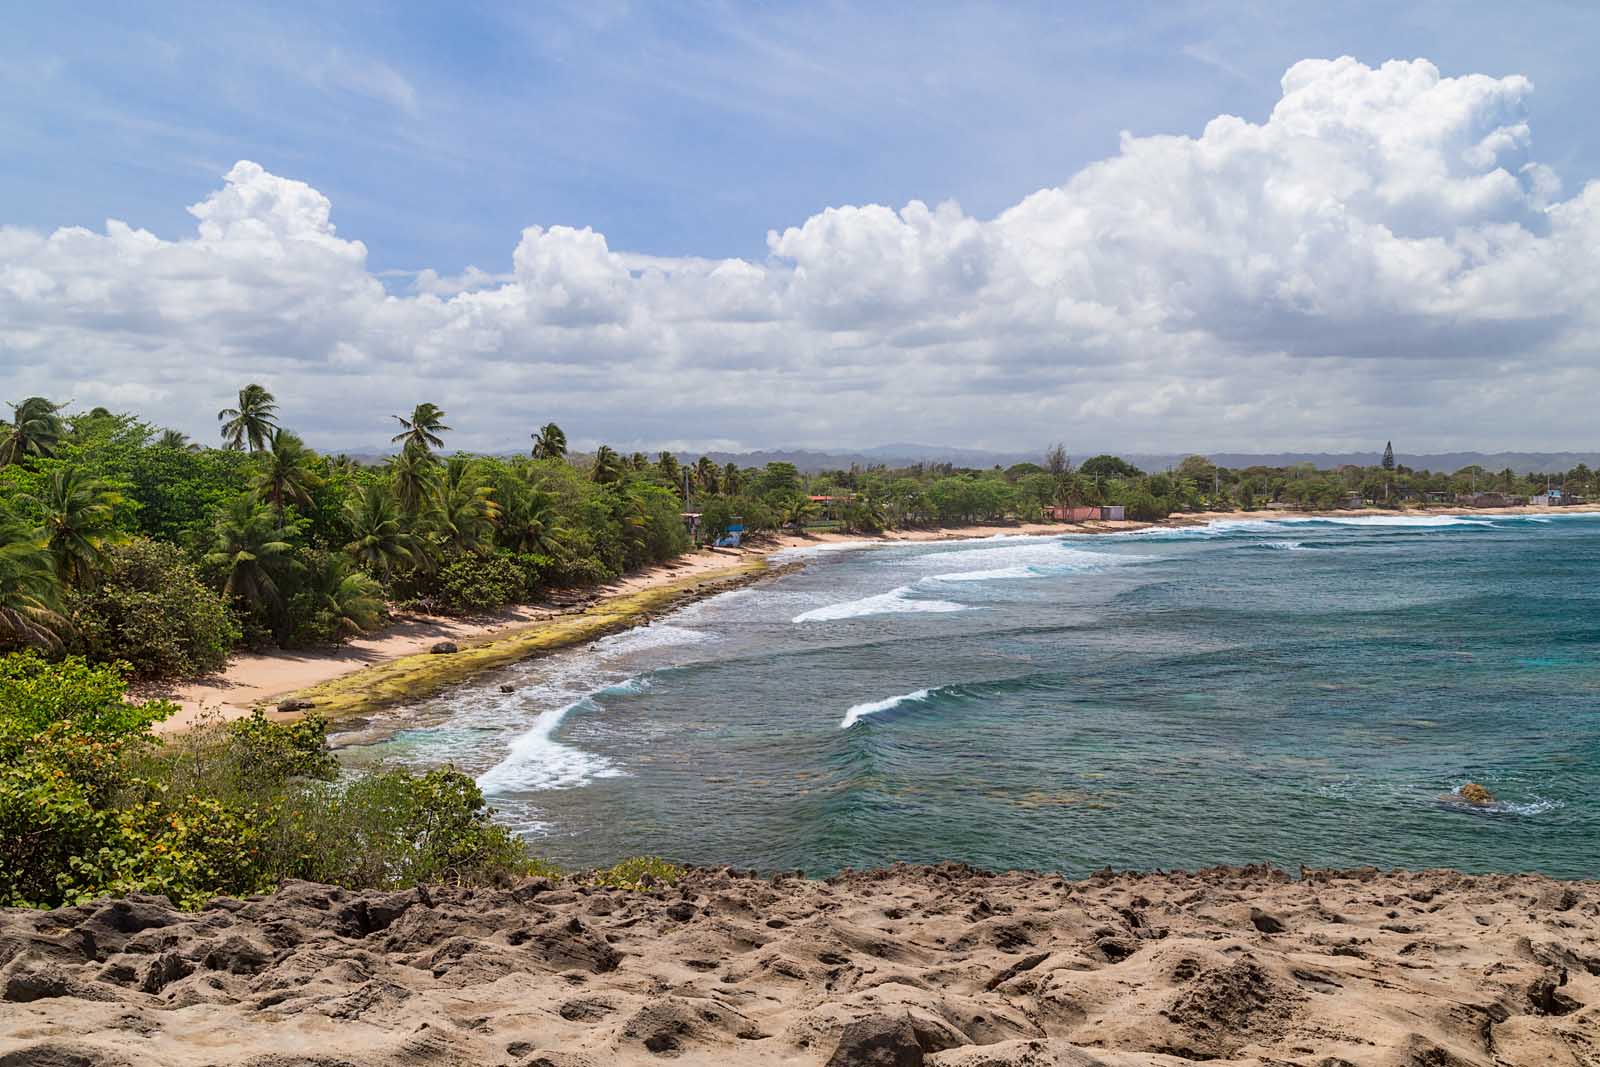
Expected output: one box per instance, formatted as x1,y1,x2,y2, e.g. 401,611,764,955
0,654,532,909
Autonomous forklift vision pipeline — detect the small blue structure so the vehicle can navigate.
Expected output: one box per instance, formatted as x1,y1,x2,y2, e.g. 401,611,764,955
714,522,744,548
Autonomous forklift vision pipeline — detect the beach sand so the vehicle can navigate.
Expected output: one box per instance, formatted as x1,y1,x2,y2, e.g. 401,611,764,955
3,864,1595,1066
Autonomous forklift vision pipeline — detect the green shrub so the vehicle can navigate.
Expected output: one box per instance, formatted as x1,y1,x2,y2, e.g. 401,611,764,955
437,551,527,613
588,855,685,890
0,652,536,909
302,767,531,889
65,538,237,680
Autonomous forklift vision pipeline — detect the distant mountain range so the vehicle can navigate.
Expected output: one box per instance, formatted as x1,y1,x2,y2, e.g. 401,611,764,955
337,442,1600,475
685,445,1600,475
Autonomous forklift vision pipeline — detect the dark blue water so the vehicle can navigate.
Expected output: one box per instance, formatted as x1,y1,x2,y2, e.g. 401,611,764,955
341,514,1600,878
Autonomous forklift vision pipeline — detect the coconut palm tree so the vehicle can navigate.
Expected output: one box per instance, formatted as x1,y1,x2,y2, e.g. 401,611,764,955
388,443,439,518
255,429,323,521
435,457,499,554
780,494,819,530
590,445,625,485
205,495,295,613
303,553,385,638
694,456,719,496
20,468,124,589
531,422,567,460
391,402,450,453
217,384,279,452
156,428,199,451
498,479,567,556
722,462,741,495
0,397,66,466
0,519,67,649
343,482,413,579
657,451,681,489
628,451,649,472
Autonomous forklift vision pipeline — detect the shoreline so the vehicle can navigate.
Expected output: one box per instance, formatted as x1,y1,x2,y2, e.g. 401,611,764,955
158,502,1600,731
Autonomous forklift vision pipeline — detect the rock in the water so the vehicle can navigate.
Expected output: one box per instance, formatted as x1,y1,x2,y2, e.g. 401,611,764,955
500,684,515,693
430,641,459,654
825,1015,925,1067
1457,782,1494,805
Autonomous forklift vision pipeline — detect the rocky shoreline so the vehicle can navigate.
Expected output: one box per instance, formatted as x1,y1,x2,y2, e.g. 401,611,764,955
3,864,1596,1066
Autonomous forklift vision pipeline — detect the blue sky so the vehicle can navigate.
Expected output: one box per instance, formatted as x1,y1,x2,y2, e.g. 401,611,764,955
4,3,1600,453
9,1,1597,274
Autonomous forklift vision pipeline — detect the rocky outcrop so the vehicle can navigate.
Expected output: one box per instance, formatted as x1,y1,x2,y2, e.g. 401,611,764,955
1,866,1596,1066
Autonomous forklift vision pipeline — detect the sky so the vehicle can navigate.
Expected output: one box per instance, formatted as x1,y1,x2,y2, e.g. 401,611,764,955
3,1,1600,455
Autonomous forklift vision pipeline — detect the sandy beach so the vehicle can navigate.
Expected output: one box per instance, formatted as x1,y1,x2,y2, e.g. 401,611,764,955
3,863,1595,1066
156,504,1600,731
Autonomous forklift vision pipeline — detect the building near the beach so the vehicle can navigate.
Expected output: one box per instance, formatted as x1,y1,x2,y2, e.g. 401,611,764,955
1044,504,1125,521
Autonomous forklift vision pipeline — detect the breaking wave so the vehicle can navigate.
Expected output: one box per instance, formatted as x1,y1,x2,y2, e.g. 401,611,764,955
794,587,967,623
840,688,935,728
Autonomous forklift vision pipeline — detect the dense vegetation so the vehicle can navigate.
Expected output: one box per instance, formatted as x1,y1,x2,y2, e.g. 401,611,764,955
1,391,1589,672
0,653,540,908
0,389,696,675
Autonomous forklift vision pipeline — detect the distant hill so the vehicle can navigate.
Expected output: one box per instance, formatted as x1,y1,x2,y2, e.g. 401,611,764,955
330,443,1600,475
691,447,1600,475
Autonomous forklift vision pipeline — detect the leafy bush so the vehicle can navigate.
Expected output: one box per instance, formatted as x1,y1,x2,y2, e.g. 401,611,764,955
0,651,535,909
437,551,528,613
281,549,386,647
588,855,685,890
66,538,237,679
301,767,535,889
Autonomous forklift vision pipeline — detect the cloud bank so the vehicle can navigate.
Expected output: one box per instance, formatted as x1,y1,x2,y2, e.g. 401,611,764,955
3,57,1597,453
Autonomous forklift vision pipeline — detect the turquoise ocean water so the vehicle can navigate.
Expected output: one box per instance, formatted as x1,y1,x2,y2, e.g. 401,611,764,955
338,514,1600,878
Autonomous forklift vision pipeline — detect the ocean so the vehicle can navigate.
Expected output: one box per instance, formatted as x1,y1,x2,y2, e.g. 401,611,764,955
335,514,1600,879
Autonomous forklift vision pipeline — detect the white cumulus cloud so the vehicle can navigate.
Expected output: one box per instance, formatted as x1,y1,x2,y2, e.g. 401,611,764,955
2,57,1597,454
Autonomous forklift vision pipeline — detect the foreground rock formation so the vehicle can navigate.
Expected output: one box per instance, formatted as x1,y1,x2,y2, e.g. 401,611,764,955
2,864,1597,1066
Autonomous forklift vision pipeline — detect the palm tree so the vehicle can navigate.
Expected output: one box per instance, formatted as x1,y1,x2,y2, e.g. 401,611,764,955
20,468,124,589
255,429,323,521
205,495,295,613
628,451,649,472
693,456,719,496
388,444,439,517
0,397,66,466
156,428,199,451
657,451,682,489
531,422,567,460
343,482,413,579
304,553,385,638
498,479,567,556
0,519,67,649
217,384,279,452
435,457,499,554
780,494,819,530
722,462,741,495
391,402,450,453
590,445,625,485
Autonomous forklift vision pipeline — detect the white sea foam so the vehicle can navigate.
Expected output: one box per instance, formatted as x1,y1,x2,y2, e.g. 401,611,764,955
922,544,1148,583
596,623,714,655
770,539,880,561
1259,540,1307,551
1279,515,1492,528
926,565,1040,582
840,688,933,728
476,679,644,793
794,586,967,623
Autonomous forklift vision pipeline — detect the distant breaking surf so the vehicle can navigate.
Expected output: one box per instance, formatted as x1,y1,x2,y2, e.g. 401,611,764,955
840,688,935,728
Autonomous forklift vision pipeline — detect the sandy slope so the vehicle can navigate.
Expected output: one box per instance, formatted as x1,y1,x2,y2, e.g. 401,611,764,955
2,865,1596,1066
